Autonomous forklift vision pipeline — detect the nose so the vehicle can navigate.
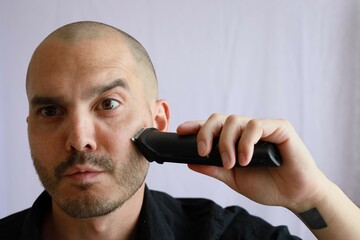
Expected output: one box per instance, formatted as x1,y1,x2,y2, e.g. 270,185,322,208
65,112,97,152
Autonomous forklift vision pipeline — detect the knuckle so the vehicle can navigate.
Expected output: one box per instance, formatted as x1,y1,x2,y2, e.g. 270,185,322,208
246,118,262,130
208,112,222,120
225,114,239,124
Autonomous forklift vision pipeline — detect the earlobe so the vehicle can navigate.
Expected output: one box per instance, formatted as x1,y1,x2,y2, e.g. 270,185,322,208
153,99,170,132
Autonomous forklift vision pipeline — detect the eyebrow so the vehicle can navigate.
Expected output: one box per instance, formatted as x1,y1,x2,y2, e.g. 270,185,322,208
29,96,61,106
85,78,130,99
29,78,130,106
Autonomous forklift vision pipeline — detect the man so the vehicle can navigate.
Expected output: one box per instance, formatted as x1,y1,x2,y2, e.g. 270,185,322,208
1,21,359,239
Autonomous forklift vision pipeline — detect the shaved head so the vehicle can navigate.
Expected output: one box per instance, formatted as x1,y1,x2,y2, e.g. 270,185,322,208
25,21,171,225
26,21,158,100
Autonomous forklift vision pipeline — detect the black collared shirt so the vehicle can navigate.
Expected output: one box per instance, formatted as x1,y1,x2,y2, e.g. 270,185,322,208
0,187,301,239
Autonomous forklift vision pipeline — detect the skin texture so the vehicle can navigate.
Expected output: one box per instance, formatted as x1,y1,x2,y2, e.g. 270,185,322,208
26,22,169,239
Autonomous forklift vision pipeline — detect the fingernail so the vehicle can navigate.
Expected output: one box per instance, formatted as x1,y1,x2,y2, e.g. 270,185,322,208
198,141,207,156
221,152,230,168
239,152,246,166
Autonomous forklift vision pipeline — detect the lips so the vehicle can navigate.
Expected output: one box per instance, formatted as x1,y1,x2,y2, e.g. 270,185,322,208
62,165,106,182
64,165,104,176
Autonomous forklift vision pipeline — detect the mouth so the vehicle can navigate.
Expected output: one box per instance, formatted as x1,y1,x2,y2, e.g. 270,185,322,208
63,165,106,183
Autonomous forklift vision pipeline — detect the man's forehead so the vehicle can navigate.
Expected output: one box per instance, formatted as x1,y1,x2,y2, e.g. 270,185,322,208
26,46,146,108
37,36,131,61
27,37,136,86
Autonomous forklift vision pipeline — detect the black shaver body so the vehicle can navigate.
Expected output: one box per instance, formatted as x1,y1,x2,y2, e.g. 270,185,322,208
132,127,282,167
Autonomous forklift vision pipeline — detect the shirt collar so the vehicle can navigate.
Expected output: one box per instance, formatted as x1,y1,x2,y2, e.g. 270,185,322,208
18,187,176,240
136,185,176,240
19,191,51,240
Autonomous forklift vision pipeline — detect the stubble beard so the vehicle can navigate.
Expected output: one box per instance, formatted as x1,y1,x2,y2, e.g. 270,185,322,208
32,149,149,219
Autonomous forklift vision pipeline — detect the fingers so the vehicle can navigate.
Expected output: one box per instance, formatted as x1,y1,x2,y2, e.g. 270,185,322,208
178,114,296,169
176,120,204,135
177,113,228,157
217,115,250,168
237,118,289,166
196,113,228,157
178,114,249,168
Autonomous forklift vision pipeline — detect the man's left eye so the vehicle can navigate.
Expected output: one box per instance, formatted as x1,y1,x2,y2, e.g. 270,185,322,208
97,99,121,110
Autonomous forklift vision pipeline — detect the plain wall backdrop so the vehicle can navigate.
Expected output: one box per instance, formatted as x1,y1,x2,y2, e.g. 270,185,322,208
1,1,360,239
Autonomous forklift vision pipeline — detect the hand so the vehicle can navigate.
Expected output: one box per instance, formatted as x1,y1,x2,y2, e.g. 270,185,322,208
177,113,330,212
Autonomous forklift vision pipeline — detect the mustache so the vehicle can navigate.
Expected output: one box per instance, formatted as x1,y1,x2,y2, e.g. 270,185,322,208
55,152,114,178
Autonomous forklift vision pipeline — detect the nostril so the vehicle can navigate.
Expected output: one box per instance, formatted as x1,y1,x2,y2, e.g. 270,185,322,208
84,144,92,150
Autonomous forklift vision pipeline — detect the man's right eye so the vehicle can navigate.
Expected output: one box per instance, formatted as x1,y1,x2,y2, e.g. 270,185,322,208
39,106,64,117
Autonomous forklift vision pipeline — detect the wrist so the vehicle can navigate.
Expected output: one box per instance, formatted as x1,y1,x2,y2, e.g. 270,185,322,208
297,207,328,230
291,182,360,239
288,180,335,231
287,172,333,214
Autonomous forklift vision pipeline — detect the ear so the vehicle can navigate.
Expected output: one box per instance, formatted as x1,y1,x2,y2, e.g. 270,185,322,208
153,99,170,132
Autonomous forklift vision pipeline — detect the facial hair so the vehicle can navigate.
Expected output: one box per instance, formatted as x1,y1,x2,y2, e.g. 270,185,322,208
32,149,149,218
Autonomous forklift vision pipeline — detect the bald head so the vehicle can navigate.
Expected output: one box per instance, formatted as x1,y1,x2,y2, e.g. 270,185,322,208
26,21,158,99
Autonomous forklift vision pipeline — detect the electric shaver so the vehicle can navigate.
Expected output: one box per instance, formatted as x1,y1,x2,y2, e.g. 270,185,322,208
131,127,282,167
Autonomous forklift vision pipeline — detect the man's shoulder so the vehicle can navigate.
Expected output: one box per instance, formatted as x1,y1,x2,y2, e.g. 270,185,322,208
0,208,30,227
0,191,50,240
0,209,31,239
146,189,252,237
146,189,300,239
149,188,248,217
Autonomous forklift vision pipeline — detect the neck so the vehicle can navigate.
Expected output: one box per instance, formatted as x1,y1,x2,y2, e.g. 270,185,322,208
43,184,145,240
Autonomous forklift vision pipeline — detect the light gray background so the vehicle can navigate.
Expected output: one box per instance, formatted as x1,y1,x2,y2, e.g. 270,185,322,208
1,1,360,239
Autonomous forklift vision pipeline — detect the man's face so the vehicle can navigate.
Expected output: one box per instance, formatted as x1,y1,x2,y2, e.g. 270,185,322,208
26,36,152,218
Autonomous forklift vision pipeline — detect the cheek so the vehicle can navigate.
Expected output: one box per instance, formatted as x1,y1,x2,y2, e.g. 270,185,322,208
101,106,153,145
99,127,134,155
98,118,148,158
28,124,65,163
